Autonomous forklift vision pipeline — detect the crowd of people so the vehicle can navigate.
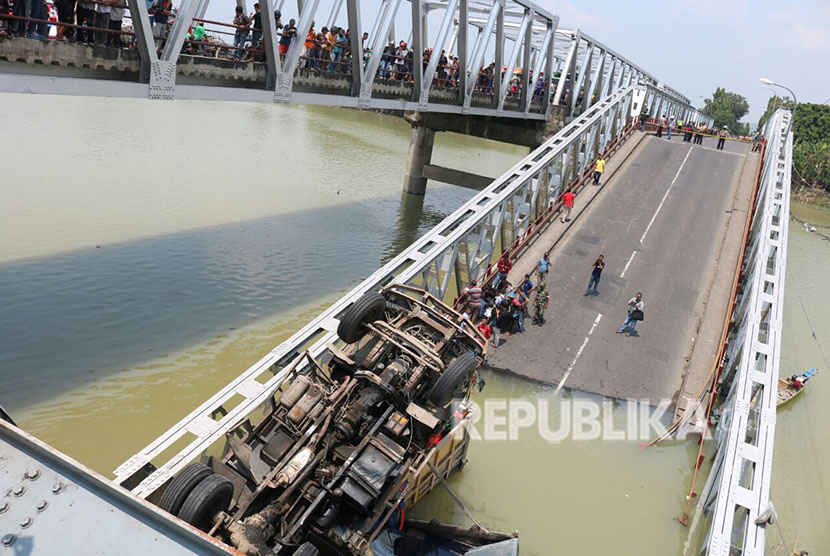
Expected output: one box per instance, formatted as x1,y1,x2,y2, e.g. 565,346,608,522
639,112,740,151
1,0,573,103
460,252,553,348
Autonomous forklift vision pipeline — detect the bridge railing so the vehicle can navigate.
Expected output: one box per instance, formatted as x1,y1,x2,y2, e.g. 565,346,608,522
0,0,704,122
113,83,640,497
696,108,792,555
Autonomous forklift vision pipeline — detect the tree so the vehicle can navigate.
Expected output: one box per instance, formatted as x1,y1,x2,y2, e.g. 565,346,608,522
756,95,795,130
792,104,830,144
702,87,750,135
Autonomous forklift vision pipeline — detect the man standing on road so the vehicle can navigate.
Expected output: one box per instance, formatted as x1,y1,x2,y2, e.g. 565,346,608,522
751,130,762,152
667,117,675,140
533,285,550,325
493,252,512,289
534,251,551,286
717,126,729,150
519,273,535,297
617,292,644,336
584,255,604,296
560,188,574,223
592,156,606,185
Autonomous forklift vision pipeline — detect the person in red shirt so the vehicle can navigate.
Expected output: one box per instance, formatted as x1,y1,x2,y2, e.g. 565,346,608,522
561,188,575,223
477,321,491,340
494,252,512,288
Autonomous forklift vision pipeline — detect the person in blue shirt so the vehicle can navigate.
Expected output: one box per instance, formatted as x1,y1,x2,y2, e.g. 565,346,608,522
584,255,604,296
534,252,551,285
519,274,535,296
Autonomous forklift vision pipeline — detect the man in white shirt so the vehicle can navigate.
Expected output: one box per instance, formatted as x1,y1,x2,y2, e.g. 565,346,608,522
93,0,112,46
617,292,644,336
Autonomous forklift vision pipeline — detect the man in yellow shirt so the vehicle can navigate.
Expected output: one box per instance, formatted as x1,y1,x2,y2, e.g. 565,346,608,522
592,156,606,185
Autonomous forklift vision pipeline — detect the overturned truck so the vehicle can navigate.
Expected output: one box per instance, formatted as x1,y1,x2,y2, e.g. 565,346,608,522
152,284,490,555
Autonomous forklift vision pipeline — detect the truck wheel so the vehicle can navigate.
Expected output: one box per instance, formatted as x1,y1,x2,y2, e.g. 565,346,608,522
293,542,320,556
337,291,386,344
158,463,214,517
177,474,234,531
427,352,479,407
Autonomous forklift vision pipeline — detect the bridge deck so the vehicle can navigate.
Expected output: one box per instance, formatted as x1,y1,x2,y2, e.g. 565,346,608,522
485,132,755,404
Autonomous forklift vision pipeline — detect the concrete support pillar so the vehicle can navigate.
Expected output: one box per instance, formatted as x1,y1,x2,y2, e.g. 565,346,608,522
403,125,436,195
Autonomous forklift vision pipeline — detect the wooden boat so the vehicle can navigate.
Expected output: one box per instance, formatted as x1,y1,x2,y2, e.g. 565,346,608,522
777,368,820,407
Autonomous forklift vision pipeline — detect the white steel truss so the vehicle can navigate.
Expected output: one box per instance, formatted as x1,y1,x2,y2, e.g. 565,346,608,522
113,84,642,497
697,109,792,555
0,0,704,121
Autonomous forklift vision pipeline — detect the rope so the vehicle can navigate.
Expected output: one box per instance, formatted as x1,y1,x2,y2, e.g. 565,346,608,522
786,265,830,371
425,460,490,533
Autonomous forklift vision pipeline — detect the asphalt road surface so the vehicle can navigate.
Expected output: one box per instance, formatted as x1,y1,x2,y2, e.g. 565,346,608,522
486,135,749,403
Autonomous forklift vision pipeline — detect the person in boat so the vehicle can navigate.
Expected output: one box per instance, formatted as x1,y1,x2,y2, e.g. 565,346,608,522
791,368,819,389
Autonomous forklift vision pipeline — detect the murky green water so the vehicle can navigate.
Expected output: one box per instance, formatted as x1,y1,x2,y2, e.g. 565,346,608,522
1,94,828,555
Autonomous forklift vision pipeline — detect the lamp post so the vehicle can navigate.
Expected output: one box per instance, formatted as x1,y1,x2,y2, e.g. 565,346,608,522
762,85,779,111
760,78,797,139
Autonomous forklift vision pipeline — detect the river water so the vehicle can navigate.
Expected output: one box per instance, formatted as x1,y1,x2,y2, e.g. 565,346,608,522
1,94,828,555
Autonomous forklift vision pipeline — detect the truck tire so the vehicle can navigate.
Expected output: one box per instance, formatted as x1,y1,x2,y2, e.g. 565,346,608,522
159,463,214,517
337,291,386,344
177,474,234,531
293,542,320,556
427,352,479,407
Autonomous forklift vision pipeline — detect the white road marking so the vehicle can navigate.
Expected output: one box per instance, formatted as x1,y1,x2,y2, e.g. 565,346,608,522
639,145,693,245
620,250,637,278
554,313,603,395
620,145,693,280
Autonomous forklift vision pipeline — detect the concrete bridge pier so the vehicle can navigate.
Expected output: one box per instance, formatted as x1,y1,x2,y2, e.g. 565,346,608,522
401,109,566,195
403,124,436,195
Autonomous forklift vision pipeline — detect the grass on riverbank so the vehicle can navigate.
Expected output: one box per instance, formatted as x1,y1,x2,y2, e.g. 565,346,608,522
791,199,830,229
792,187,830,211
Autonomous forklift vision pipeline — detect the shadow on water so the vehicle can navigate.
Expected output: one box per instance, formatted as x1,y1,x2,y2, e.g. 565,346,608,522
381,192,453,264
0,190,465,412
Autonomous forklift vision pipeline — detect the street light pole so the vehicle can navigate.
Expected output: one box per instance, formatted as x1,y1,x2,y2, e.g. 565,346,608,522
762,85,779,112
760,78,797,139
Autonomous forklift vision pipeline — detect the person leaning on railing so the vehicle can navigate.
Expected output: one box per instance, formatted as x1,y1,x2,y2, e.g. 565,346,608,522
107,0,126,46
150,0,172,50
279,18,296,57
0,0,11,36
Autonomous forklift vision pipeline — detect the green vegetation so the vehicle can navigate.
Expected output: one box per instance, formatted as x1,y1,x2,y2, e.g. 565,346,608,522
759,101,830,198
793,140,830,186
701,87,750,135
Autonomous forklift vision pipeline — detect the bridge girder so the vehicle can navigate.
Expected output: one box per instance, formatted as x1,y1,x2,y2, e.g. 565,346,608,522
0,0,702,121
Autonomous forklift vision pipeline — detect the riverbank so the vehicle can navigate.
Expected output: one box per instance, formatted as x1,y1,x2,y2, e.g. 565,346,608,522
791,199,830,228
792,186,830,210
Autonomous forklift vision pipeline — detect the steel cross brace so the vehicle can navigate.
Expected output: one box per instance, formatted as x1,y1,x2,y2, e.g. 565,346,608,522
497,8,531,112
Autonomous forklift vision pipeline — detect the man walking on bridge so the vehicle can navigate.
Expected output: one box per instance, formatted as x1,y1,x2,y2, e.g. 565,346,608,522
593,156,606,185
534,252,551,286
561,188,574,223
617,292,644,336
